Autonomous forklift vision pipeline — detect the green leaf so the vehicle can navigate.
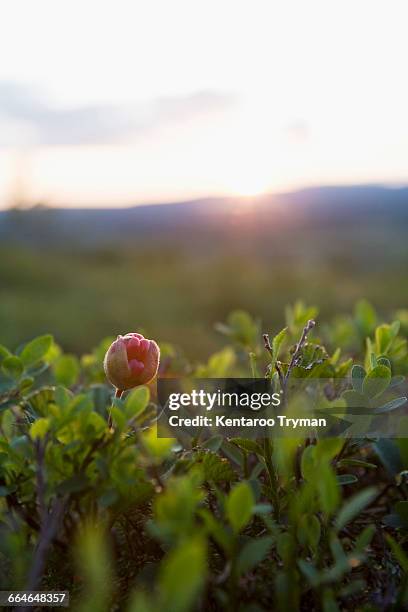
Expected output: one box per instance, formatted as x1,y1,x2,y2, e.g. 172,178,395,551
301,445,317,481
26,386,55,416
335,487,377,531
297,514,321,551
127,592,153,612
159,537,207,612
374,396,407,414
85,412,106,434
342,390,367,409
250,462,265,480
377,356,391,369
54,354,80,387
335,358,353,378
390,374,405,388
329,534,347,565
221,439,244,467
196,347,236,377
125,386,150,418
374,439,402,475
199,451,235,483
98,489,119,509
315,439,344,461
110,406,126,430
226,310,259,347
337,474,358,485
355,300,376,337
353,524,375,553
20,335,53,367
298,559,320,587
317,463,340,516
253,503,272,515
386,534,408,573
226,481,254,533
19,376,34,393
207,347,236,377
202,435,223,452
142,426,174,460
362,365,391,398
54,385,73,408
0,344,11,363
236,536,273,575
2,356,23,379
249,352,259,377
286,301,318,331
230,438,264,456
271,327,287,365
375,321,400,354
322,587,340,612
276,532,295,564
30,417,50,440
338,459,377,469
199,509,231,555
351,365,366,393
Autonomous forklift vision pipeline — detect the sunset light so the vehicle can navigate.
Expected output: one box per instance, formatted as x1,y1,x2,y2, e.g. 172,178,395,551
0,0,408,208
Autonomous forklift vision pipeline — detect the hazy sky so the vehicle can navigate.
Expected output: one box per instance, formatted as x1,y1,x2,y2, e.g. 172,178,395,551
0,0,407,207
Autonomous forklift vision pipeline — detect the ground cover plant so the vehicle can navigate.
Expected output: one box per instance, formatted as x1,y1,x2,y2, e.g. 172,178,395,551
0,301,407,611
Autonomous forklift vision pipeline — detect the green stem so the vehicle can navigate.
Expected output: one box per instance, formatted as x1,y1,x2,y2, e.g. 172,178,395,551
243,451,249,479
108,388,123,429
263,437,280,521
249,352,259,378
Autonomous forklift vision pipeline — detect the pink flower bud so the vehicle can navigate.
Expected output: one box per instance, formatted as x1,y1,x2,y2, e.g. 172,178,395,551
103,333,160,390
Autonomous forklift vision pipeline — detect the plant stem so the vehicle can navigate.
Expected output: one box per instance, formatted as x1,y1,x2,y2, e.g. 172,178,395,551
262,334,275,381
108,388,123,429
282,319,316,394
334,438,351,465
249,352,259,378
24,496,68,600
263,437,280,521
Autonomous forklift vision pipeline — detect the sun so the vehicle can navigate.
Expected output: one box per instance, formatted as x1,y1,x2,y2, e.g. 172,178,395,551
233,183,267,197
228,172,271,198
221,136,273,198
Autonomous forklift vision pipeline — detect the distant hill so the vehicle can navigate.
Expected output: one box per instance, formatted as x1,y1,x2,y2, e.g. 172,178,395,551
1,184,408,249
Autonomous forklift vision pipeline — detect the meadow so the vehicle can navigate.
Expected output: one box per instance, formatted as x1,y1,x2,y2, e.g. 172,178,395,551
1,186,408,361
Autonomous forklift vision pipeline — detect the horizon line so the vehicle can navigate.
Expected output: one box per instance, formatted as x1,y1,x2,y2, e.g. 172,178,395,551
2,179,408,212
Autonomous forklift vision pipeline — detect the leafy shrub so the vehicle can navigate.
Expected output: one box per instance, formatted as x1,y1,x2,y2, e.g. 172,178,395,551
0,302,407,610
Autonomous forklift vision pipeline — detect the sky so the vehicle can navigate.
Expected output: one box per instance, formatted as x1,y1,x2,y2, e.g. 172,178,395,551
0,0,407,208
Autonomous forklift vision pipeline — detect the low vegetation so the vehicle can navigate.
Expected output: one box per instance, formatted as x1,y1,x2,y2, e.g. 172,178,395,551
0,302,407,610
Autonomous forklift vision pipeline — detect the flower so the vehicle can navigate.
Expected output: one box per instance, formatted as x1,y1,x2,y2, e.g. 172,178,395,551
103,333,160,390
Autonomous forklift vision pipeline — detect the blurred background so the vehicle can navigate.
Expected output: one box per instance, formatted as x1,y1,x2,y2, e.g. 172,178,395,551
1,0,408,358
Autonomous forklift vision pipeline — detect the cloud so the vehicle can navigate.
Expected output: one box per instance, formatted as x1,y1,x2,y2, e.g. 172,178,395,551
0,81,237,147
